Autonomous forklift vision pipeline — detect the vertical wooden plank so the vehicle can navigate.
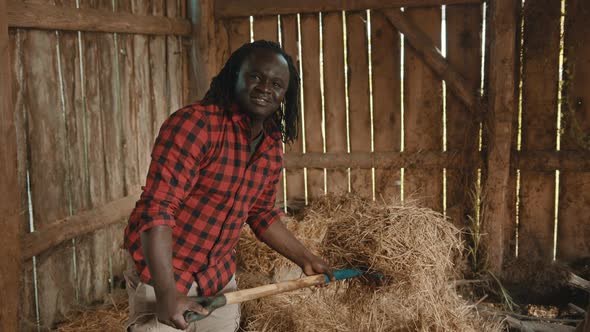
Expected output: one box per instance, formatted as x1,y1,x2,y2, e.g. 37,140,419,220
189,0,229,101
73,0,111,304
0,0,22,328
322,12,347,194
518,0,560,261
347,11,372,198
151,0,169,137
253,15,278,42
559,0,590,262
281,14,305,207
180,1,190,105
371,11,401,201
446,4,482,228
301,13,324,198
22,18,76,328
11,28,37,332
132,0,154,182
481,0,519,274
53,1,88,323
97,0,128,292
227,18,251,54
167,0,184,111
118,0,140,195
252,16,283,208
403,7,443,210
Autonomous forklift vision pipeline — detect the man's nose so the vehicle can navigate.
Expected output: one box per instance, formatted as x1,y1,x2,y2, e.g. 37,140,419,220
255,79,271,93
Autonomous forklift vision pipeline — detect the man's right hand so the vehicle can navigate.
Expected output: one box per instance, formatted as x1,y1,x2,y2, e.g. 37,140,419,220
156,291,209,330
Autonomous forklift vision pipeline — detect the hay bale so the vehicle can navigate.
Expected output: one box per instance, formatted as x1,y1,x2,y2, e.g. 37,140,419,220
237,194,501,331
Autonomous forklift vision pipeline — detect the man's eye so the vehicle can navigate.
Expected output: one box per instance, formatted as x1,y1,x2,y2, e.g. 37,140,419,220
273,82,282,88
249,74,260,80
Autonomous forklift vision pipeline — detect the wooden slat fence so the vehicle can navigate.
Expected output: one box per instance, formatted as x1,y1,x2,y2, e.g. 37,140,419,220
9,0,189,329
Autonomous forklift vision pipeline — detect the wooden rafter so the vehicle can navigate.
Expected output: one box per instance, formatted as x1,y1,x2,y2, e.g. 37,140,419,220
215,0,483,18
382,8,479,112
7,0,191,36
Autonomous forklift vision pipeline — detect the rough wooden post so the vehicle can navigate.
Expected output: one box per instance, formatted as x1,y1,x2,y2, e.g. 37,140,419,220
481,0,520,274
188,0,228,101
0,0,22,329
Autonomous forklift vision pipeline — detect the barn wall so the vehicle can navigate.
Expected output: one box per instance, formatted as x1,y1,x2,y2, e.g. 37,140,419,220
9,0,190,329
7,0,590,329
220,0,590,275
222,5,482,226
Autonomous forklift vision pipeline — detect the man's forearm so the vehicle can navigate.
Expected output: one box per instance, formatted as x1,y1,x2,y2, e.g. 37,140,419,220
260,219,315,268
141,225,177,296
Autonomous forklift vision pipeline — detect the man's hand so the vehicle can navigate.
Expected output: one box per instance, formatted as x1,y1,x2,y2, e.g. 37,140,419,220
141,225,208,329
261,219,335,282
301,253,335,282
156,291,208,330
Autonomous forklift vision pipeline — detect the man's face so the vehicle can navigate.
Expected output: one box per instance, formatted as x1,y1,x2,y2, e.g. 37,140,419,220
234,49,290,122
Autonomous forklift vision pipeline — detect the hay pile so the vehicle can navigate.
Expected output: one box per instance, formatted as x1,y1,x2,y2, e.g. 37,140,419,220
237,194,500,331
54,195,500,331
53,290,128,331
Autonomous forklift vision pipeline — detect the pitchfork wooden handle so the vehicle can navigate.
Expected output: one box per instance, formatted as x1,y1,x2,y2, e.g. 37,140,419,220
184,270,368,323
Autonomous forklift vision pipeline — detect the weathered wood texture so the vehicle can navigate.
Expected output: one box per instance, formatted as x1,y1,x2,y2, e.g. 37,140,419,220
383,8,478,112
518,0,560,261
10,0,189,327
559,0,590,262
323,12,348,194
281,15,305,207
403,7,443,210
446,4,482,228
371,11,401,200
10,27,37,332
22,192,141,260
347,11,373,198
21,18,77,329
252,15,284,207
189,0,225,101
514,151,590,172
215,0,483,18
301,14,325,197
481,0,519,274
167,0,185,111
7,0,191,35
284,151,478,169
0,0,22,329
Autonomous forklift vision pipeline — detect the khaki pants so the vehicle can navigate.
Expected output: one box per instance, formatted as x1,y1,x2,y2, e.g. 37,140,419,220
124,266,240,332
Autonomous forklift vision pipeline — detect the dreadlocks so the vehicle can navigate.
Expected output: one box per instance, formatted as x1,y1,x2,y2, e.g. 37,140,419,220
201,40,300,144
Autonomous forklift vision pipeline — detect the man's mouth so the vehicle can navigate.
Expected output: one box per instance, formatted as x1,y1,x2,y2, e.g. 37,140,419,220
251,95,270,106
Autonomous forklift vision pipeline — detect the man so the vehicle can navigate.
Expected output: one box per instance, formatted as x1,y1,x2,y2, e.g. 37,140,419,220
124,40,334,332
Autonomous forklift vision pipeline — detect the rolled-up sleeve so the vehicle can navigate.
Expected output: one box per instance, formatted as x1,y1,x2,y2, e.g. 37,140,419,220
247,164,284,240
133,109,210,234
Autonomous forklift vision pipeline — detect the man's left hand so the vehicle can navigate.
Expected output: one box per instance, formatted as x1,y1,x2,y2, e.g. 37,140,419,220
301,254,335,282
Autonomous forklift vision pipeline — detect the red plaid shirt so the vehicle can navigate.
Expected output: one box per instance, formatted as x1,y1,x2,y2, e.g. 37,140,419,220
124,102,284,296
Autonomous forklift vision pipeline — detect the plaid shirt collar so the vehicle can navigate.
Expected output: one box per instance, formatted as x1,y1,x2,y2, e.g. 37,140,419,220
228,103,282,142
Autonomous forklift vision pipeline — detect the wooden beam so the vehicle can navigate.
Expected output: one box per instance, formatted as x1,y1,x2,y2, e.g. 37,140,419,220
188,0,228,101
481,0,520,274
21,191,140,260
215,0,483,18
514,151,590,172
283,151,481,169
8,0,191,36
0,0,21,328
382,8,478,112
